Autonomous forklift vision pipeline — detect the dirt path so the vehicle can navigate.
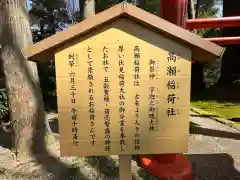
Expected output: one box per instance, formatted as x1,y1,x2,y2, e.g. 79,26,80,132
0,112,239,180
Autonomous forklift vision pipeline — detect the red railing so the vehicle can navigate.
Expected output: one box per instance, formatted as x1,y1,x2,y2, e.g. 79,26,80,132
158,0,240,46
205,37,240,46
186,16,240,46
186,16,240,29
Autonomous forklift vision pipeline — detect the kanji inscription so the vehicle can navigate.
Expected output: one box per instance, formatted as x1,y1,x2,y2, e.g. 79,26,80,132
55,20,191,156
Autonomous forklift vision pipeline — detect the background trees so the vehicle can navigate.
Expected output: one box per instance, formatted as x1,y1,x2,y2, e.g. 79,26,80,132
29,0,160,113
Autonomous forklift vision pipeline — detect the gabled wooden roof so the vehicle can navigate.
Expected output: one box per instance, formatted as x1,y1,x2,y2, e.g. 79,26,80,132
25,2,225,62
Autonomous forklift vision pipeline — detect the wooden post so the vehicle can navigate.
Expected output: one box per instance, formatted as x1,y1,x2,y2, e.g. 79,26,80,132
119,155,132,180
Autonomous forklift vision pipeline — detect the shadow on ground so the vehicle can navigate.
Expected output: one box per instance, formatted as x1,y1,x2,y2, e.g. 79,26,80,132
188,153,240,180
191,114,240,123
49,118,59,134
190,114,219,118
134,153,240,180
49,120,240,179
1,121,238,179
230,118,240,123
135,153,240,180
191,79,240,103
190,122,240,140
0,130,12,149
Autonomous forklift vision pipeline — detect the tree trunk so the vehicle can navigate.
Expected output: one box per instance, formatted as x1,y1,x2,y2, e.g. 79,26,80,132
79,0,95,21
188,0,196,34
0,0,45,159
83,0,95,19
186,0,206,98
188,0,195,19
78,0,84,21
195,0,200,18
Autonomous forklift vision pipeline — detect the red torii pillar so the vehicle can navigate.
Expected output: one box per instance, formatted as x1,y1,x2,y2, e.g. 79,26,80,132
160,0,188,28
139,1,192,180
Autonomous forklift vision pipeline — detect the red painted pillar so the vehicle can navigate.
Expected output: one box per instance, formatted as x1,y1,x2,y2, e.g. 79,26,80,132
160,0,188,28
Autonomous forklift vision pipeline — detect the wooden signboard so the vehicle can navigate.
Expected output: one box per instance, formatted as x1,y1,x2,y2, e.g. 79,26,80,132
55,18,191,156
25,3,225,180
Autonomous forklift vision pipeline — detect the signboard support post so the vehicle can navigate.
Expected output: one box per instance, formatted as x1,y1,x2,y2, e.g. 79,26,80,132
119,155,132,180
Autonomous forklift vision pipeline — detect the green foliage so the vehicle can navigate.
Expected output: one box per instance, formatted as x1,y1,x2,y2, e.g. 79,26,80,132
195,7,221,38
29,0,160,111
203,59,222,88
37,61,57,111
29,0,67,111
95,0,118,13
0,88,8,120
197,0,222,12
196,1,221,38
191,101,240,128
139,0,160,15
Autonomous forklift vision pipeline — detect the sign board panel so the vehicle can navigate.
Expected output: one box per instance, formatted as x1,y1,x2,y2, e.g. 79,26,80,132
55,19,191,156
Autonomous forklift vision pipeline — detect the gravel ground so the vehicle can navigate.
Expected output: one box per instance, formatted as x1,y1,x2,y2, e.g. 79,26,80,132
188,114,240,180
0,112,239,180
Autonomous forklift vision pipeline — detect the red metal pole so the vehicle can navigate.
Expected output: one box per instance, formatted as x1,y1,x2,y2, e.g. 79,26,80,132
186,16,240,29
206,36,240,45
160,0,188,28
